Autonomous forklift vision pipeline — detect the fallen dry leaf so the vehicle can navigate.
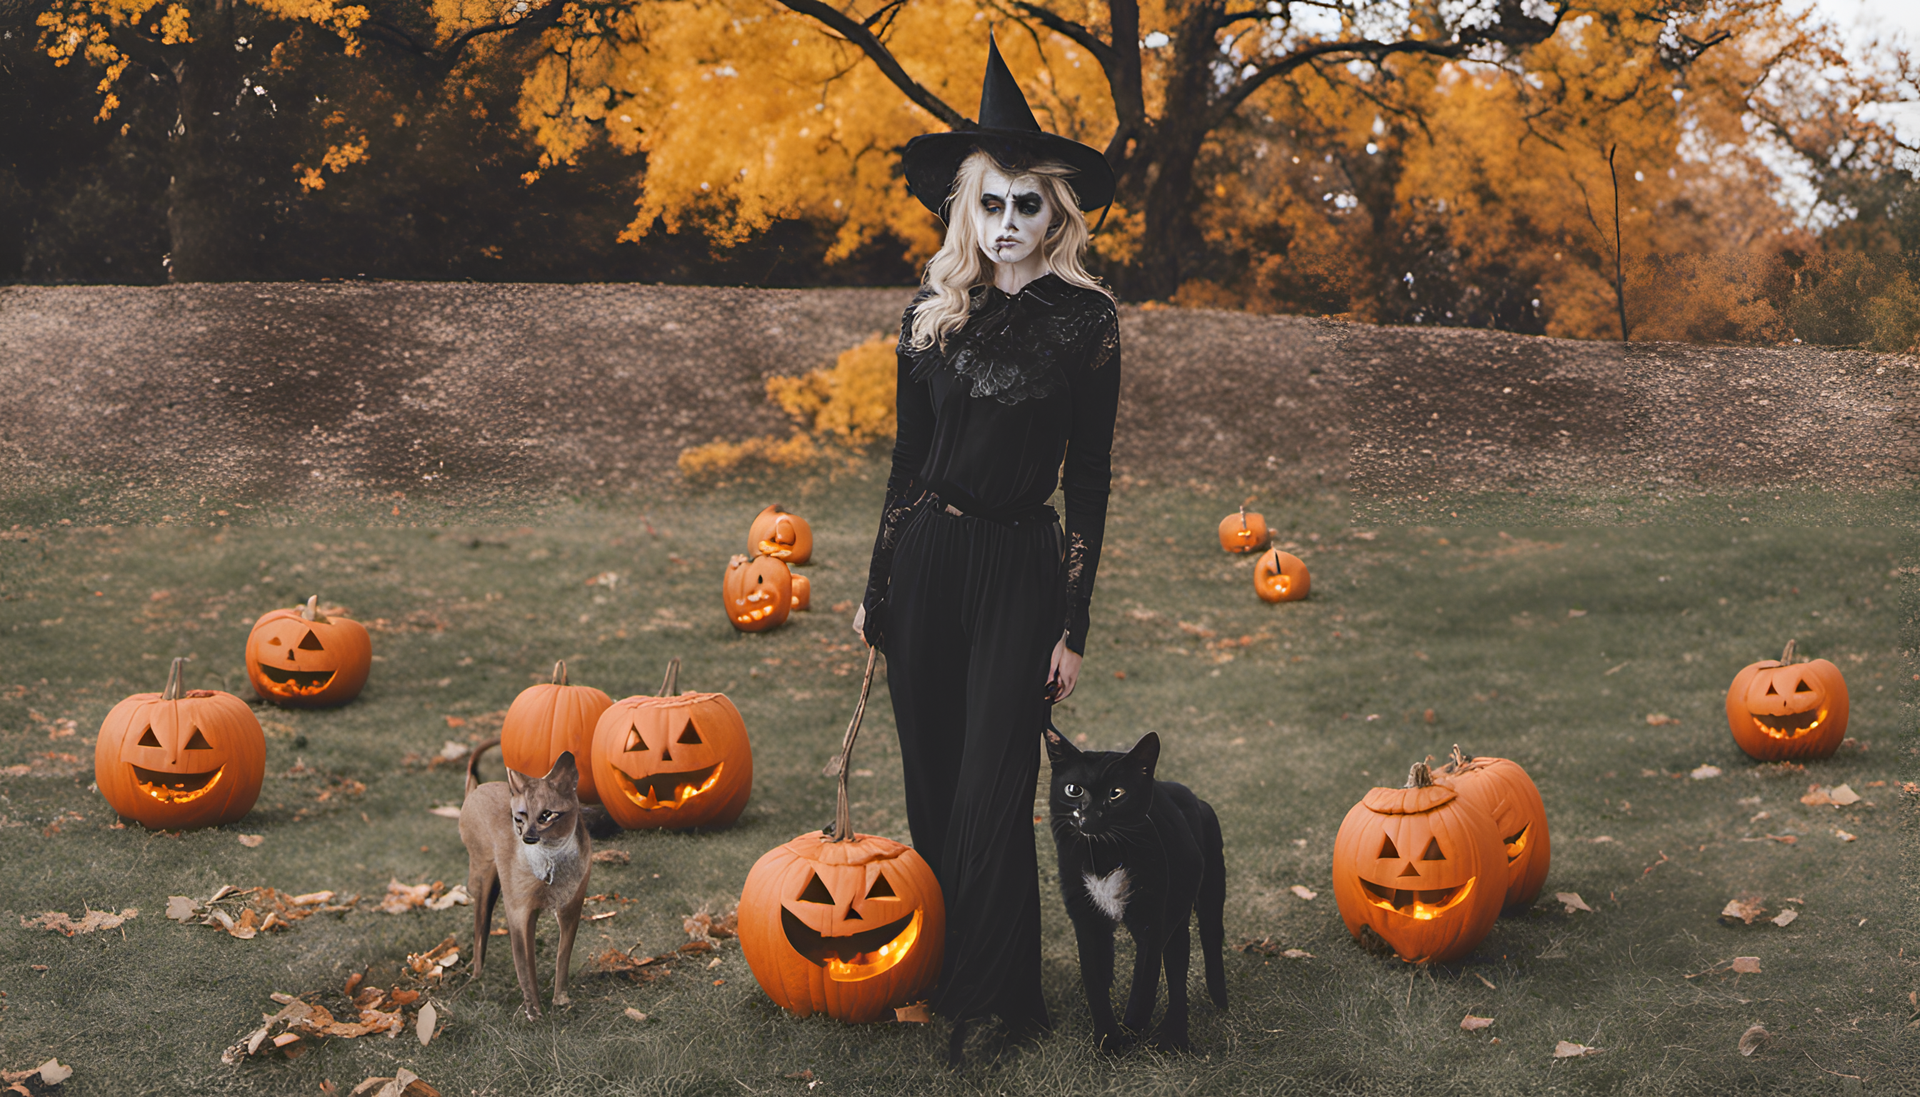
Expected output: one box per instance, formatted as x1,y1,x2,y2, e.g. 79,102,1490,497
166,896,199,922
1835,829,1856,842
426,806,463,819
1282,948,1313,959
1731,956,1762,974
623,1007,649,1023
415,1002,437,1047
1645,713,1679,726
1738,1024,1769,1056
1290,885,1317,901
1461,1015,1495,1031
1474,972,1497,990
425,885,470,912
238,834,265,848
1556,892,1593,914
894,1003,931,1023
350,1078,391,1097
1827,784,1861,806
590,850,631,865
1771,909,1799,927
1721,897,1767,924
1553,1040,1597,1058
784,1070,815,1081
382,880,435,914
1689,765,1722,780
20,907,136,936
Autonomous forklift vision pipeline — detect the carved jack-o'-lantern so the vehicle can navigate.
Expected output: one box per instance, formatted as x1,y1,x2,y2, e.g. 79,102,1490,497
589,662,752,830
725,554,793,632
738,652,943,1022
1254,548,1310,603
1218,506,1270,554
501,661,614,805
1332,762,1505,964
95,658,265,830
791,574,811,612
244,596,371,707
1433,745,1551,911
749,504,813,564
1725,639,1849,762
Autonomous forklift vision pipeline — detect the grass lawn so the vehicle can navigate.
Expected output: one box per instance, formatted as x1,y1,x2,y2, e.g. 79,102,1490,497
0,471,1912,1095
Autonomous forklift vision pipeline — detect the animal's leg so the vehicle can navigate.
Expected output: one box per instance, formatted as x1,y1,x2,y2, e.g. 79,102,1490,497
509,901,542,1020
551,886,586,1007
1156,919,1192,1051
1120,921,1165,1034
469,864,499,983
1198,803,1228,1009
1073,919,1126,1050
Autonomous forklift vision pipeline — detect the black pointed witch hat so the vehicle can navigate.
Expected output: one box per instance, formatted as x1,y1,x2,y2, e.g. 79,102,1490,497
900,34,1116,219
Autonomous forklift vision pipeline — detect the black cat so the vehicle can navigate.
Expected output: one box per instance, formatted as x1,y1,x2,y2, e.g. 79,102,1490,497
1043,726,1227,1051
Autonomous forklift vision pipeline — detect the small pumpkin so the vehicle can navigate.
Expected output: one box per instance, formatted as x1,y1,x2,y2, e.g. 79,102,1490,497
1331,762,1505,964
589,660,753,830
244,595,371,707
95,658,266,830
725,554,793,632
1254,548,1310,603
738,652,943,1022
791,574,811,612
1217,506,1270,554
1725,639,1849,762
749,504,813,564
1433,745,1551,911
501,661,614,806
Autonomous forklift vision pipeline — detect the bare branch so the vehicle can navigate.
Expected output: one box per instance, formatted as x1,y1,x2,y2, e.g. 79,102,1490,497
775,0,967,128
1008,0,1115,72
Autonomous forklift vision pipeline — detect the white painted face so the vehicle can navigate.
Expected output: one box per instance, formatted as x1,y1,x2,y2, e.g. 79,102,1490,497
974,166,1053,268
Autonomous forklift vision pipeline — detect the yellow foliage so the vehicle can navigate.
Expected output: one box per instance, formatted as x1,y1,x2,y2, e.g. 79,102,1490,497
677,431,821,480
679,333,896,480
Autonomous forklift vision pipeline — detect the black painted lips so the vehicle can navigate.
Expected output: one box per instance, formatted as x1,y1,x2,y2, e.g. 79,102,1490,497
781,907,916,966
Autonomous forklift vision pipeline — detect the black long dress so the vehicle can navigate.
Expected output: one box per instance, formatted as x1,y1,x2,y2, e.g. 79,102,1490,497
861,273,1120,1027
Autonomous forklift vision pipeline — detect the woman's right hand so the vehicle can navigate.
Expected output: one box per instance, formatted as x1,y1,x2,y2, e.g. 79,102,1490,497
852,603,868,644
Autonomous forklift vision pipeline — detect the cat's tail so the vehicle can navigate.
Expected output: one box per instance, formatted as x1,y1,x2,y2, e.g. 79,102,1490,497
466,739,500,797
1197,800,1228,1010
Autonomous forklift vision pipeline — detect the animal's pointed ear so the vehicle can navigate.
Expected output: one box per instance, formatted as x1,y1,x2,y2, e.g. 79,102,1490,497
546,751,580,796
1043,723,1077,762
505,764,531,796
1125,732,1160,778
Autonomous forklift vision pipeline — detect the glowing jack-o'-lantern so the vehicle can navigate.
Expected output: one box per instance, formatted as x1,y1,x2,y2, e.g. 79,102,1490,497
95,658,265,830
1725,639,1849,762
791,574,811,612
1254,548,1310,603
1433,745,1551,911
749,504,813,564
725,554,793,632
738,652,943,1022
1217,506,1270,554
501,661,614,805
589,662,752,830
244,595,371,707
1332,762,1505,964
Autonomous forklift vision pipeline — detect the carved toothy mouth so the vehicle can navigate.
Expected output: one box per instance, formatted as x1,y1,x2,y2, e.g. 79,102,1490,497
757,540,795,558
1503,824,1529,863
613,763,722,810
1264,575,1294,595
258,664,337,694
132,764,224,804
1360,876,1477,920
1749,709,1826,740
780,907,922,981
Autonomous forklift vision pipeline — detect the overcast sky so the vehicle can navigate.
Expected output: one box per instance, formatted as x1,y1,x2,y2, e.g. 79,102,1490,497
1806,0,1920,143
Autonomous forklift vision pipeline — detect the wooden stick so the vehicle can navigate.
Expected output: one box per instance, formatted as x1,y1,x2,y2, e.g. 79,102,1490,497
823,648,879,842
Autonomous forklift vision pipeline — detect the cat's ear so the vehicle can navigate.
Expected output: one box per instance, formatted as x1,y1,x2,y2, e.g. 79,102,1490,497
545,751,581,797
1043,723,1078,762
1123,732,1160,779
505,764,531,796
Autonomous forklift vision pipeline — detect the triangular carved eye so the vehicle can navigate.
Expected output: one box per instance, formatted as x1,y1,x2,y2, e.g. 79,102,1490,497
1765,682,1777,695
866,874,897,899
1794,679,1813,693
797,873,834,905
1378,836,1399,859
677,722,703,745
298,631,325,651
623,726,643,752
185,730,212,749
138,728,162,747
1422,838,1446,861
268,636,283,646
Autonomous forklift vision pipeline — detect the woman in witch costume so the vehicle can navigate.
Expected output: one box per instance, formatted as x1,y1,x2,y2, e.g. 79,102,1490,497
853,37,1120,1063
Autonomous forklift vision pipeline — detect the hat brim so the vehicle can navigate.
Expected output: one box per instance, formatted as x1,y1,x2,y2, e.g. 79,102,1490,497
901,129,1116,219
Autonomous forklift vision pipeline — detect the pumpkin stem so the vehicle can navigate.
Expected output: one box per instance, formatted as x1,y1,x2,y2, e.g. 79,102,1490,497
298,595,329,623
552,661,568,686
823,648,879,843
1780,639,1796,665
1239,504,1248,531
659,657,680,697
1404,761,1434,789
1449,743,1469,771
162,657,187,701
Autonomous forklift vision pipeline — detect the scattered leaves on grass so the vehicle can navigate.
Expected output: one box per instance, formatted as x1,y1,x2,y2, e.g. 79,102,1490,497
237,834,264,848
20,908,136,936
1731,956,1762,974
1800,784,1861,807
1461,1015,1495,1031
1552,1040,1597,1058
1835,829,1857,842
349,1069,439,1097
894,1003,931,1023
1289,885,1317,901
168,887,352,938
1771,909,1799,927
405,937,461,979
683,908,738,941
1645,713,1678,726
380,880,468,914
0,1060,72,1089
225,990,445,1066
1721,896,1767,924
1555,892,1593,914
1689,765,1721,780
1739,1024,1770,1056
591,850,630,865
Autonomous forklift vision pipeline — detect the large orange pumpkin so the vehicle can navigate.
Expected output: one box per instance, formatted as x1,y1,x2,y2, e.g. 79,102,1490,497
1332,762,1505,964
749,504,813,564
1254,548,1310,603
589,663,752,830
1217,506,1270,554
725,554,793,632
1433,746,1551,911
95,658,265,830
501,661,614,806
1725,639,1849,762
244,596,371,707
738,652,943,1022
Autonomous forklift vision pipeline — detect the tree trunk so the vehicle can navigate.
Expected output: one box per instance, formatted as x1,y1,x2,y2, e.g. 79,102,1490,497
164,2,258,281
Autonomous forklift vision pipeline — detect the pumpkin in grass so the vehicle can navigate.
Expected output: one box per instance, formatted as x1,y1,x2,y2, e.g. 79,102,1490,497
1254,548,1310,603
1217,506,1269,554
590,660,752,830
501,661,614,805
738,652,943,1022
725,554,793,632
244,596,371,707
1725,639,1849,762
1332,762,1505,964
749,504,813,564
96,658,265,830
1433,745,1551,911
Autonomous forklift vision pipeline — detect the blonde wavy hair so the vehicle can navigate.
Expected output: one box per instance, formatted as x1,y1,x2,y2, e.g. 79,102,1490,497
908,150,1113,353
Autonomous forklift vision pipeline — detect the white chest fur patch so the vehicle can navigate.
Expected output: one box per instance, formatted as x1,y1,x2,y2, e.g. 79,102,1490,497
519,841,566,885
1082,867,1130,922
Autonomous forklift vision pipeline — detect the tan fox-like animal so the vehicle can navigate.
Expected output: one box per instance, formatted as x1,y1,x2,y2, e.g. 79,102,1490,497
460,739,591,1019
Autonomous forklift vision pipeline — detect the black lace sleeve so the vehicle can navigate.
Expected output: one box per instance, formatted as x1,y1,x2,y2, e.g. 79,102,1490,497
1060,302,1121,654
862,299,937,640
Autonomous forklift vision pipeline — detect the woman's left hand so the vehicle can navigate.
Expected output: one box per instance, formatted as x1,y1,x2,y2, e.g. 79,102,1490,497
1046,635,1082,702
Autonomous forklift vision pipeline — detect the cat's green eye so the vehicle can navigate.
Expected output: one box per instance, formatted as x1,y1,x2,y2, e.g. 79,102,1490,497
1063,783,1083,798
